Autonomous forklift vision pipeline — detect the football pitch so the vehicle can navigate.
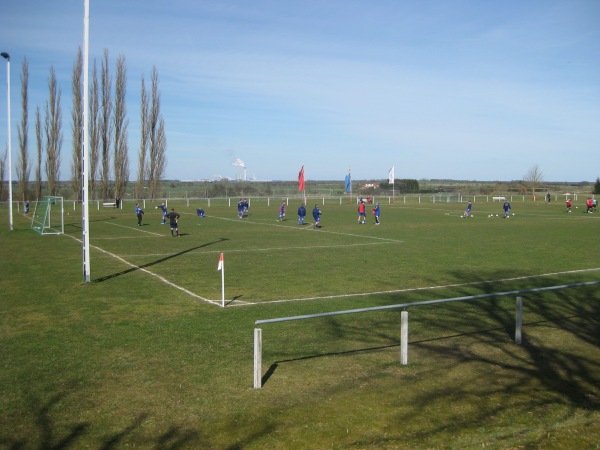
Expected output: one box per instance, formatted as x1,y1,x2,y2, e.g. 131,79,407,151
1,197,599,448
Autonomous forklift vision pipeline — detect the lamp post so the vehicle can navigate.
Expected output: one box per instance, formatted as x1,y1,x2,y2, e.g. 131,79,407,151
1,51,13,231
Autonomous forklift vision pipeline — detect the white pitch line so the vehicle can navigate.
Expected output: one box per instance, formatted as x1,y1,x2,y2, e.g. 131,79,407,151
228,267,600,307
120,241,397,259
211,215,404,243
105,221,164,237
64,233,220,306
93,236,164,240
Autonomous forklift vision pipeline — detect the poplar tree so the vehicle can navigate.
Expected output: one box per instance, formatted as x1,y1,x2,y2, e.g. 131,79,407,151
136,75,148,199
17,57,30,202
99,49,112,200
34,106,42,199
113,54,129,202
89,60,100,200
70,48,83,201
44,66,62,196
147,67,166,200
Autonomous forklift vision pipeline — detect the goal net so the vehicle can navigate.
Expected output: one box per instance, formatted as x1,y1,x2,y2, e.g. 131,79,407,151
31,196,64,235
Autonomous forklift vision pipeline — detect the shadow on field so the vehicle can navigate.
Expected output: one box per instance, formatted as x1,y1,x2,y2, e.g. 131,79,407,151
93,237,228,283
4,391,202,449
262,272,600,421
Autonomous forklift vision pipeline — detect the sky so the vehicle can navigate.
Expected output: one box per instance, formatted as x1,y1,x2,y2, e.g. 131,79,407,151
0,0,599,183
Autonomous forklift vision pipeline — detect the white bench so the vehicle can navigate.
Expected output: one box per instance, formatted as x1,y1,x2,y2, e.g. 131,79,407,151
492,196,506,202
103,202,116,208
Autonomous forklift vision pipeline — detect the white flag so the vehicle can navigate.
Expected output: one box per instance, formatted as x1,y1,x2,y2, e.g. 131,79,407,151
217,253,224,271
388,166,395,184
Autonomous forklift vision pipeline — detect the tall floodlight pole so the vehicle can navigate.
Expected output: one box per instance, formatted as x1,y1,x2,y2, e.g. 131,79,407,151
82,0,91,282
1,52,13,231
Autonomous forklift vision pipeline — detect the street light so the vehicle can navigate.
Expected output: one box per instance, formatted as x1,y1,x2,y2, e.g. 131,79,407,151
1,51,13,231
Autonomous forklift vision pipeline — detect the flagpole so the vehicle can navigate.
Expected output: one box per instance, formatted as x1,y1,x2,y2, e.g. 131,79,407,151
389,165,395,202
221,262,225,308
303,165,306,204
299,165,306,204
346,167,352,203
217,253,225,307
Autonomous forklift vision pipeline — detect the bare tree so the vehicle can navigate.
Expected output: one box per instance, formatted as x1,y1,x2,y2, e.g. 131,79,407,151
70,48,83,201
34,106,42,199
147,67,167,200
523,164,544,199
89,59,100,200
17,57,30,202
99,49,113,200
44,66,62,196
136,75,149,199
113,54,129,202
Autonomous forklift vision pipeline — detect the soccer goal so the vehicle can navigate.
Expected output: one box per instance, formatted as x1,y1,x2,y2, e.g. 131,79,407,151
31,196,64,235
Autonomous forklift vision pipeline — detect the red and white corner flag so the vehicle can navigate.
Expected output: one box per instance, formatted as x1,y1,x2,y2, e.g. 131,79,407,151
217,252,224,271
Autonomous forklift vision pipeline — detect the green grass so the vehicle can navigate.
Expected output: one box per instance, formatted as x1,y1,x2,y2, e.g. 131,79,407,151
1,198,599,449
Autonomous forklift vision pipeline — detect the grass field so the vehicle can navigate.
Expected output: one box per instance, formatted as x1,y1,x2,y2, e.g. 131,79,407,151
1,197,599,449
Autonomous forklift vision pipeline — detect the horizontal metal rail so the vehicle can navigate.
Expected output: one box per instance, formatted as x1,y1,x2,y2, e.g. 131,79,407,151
253,280,600,388
255,281,600,326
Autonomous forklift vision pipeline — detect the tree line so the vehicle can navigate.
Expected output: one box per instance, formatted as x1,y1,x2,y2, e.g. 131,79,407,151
0,48,167,203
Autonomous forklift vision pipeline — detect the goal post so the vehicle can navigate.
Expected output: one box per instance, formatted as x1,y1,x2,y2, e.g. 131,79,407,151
31,196,64,235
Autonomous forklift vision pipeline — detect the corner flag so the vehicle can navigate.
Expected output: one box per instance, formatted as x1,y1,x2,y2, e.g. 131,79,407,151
217,253,225,307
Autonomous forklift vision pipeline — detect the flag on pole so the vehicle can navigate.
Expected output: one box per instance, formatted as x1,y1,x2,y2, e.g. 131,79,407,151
344,170,352,193
298,165,305,191
217,252,224,271
388,165,395,184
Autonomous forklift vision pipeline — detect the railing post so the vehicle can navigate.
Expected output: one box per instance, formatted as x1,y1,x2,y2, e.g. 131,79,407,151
254,328,262,389
400,310,408,365
515,296,523,345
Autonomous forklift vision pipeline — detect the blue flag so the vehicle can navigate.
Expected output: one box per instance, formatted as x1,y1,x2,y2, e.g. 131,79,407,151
344,172,352,193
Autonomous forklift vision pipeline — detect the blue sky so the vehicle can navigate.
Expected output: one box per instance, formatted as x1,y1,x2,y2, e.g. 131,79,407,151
0,0,599,183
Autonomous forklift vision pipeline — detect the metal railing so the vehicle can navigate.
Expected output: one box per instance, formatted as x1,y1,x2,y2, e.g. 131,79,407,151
253,281,600,388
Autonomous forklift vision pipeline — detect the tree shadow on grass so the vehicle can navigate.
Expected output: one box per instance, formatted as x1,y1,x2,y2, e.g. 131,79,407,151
3,390,203,450
257,270,600,446
93,237,228,283
260,314,588,387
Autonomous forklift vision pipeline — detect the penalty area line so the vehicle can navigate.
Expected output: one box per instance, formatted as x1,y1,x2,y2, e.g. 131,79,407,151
65,234,221,306
229,267,600,307
105,221,164,237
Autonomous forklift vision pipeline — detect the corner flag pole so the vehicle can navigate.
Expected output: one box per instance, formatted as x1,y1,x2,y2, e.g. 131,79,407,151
217,253,225,307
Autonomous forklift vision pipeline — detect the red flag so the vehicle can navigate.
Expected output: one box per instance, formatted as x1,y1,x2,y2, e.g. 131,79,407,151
217,253,224,271
298,165,305,191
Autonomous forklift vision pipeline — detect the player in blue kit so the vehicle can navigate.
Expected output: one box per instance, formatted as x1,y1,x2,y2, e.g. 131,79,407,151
312,204,321,229
155,202,167,224
277,202,286,221
503,200,511,218
297,203,306,225
463,201,472,218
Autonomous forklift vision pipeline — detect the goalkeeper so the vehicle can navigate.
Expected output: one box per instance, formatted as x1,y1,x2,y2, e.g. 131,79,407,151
167,208,181,237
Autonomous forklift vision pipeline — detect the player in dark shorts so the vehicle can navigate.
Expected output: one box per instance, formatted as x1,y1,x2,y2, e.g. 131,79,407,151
167,208,181,237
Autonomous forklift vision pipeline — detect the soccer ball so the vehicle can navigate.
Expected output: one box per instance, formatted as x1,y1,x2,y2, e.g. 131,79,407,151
155,206,158,209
